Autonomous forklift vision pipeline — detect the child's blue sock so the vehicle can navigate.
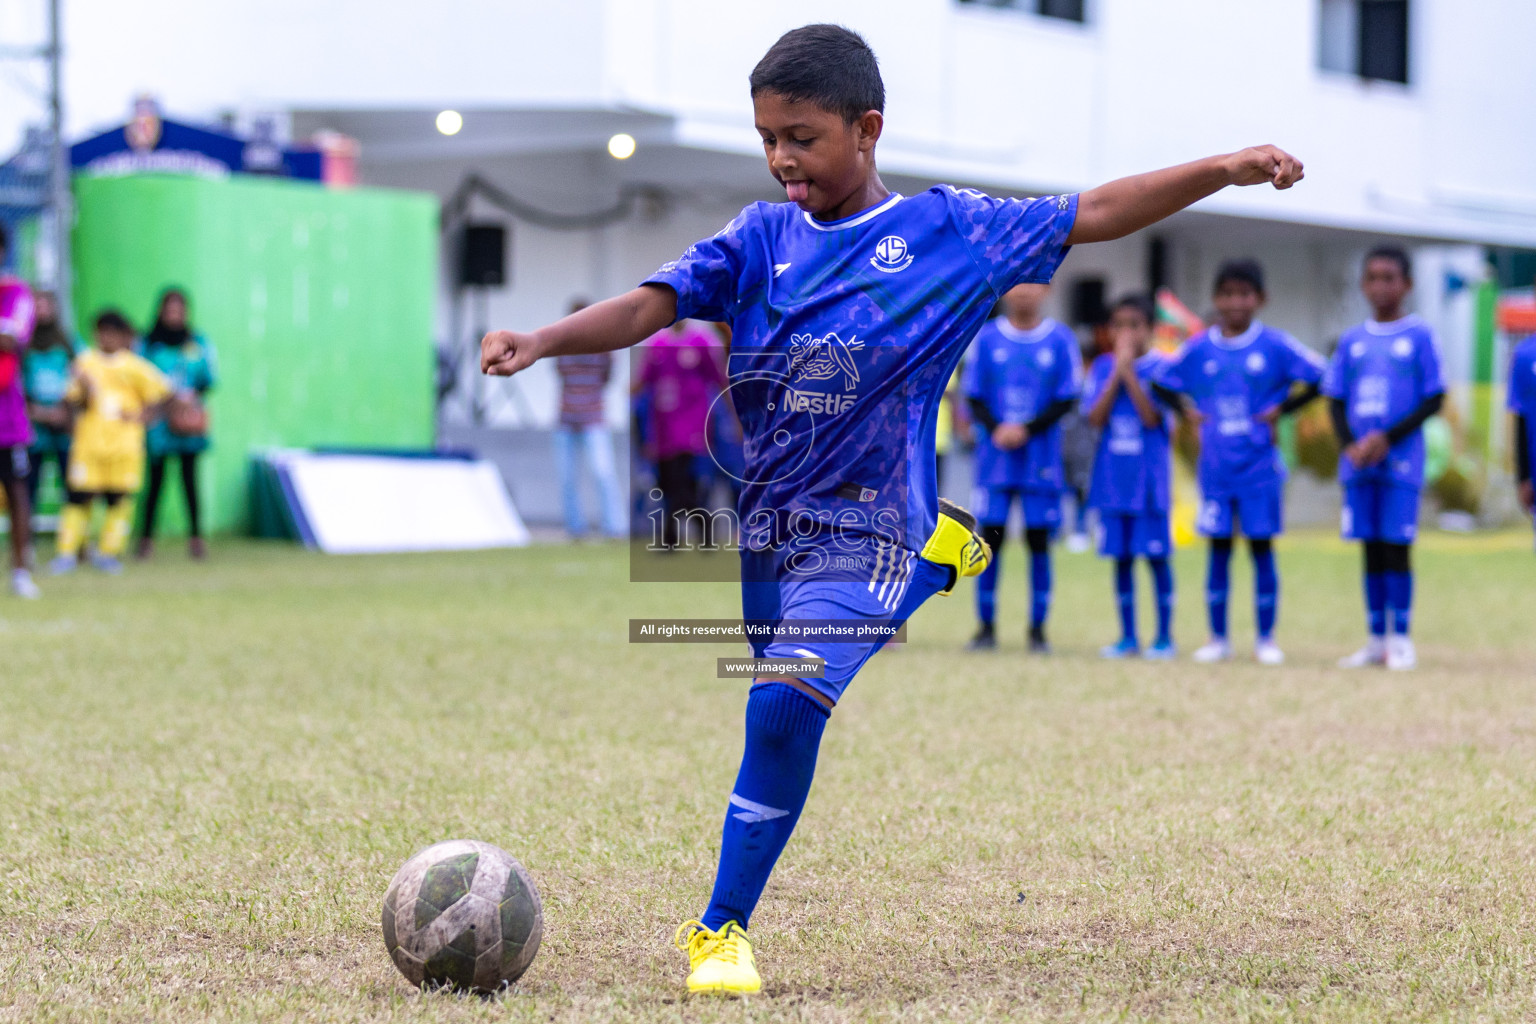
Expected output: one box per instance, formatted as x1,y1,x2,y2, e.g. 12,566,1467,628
1114,557,1137,645
1150,556,1174,643
1027,530,1052,630
1206,539,1232,640
1386,570,1413,636
1253,542,1279,639
702,683,828,931
975,548,1000,626
1365,571,1388,638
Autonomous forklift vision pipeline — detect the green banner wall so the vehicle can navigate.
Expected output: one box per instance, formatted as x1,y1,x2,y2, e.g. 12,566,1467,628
71,174,437,535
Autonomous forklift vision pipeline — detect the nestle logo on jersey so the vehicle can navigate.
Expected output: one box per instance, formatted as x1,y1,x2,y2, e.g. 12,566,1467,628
782,331,864,414
784,389,856,414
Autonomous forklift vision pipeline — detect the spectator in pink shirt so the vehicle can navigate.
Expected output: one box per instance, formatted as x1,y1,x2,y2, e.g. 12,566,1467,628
635,320,727,549
553,299,626,540
0,223,40,598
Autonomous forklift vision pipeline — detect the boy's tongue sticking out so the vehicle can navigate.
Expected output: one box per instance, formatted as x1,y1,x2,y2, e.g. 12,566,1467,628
785,180,810,203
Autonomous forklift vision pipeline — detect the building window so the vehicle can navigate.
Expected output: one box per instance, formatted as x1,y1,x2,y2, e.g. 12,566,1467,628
1319,0,1409,84
957,0,1087,24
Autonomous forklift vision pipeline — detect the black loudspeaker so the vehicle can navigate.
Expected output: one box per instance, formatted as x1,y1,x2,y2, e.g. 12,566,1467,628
1068,277,1107,326
459,224,508,287
1148,236,1168,295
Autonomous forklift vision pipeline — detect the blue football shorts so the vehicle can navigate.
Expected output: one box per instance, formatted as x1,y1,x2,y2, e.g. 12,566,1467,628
973,485,1062,533
1197,481,1283,540
1097,510,1172,559
1341,479,1420,544
739,536,952,707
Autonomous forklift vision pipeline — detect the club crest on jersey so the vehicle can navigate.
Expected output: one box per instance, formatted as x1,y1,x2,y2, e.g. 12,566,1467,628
1352,341,1366,358
1246,352,1267,374
1392,337,1414,358
871,235,914,274
1037,349,1055,368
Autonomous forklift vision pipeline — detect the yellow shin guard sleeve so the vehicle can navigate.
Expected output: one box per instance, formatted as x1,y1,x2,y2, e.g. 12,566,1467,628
100,499,135,557
57,503,89,557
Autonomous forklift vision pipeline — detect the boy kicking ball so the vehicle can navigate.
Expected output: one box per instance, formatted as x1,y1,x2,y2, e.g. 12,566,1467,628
1326,247,1444,670
481,23,1306,994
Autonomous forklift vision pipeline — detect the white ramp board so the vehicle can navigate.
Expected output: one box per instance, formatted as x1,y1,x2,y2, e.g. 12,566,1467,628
275,452,529,554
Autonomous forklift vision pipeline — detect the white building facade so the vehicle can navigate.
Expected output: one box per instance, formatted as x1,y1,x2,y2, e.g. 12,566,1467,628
27,0,1536,432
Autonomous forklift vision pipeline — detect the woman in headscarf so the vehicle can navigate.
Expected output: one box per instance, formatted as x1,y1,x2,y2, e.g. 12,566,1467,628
137,288,216,559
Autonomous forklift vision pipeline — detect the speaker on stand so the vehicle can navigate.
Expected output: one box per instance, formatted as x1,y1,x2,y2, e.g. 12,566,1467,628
456,223,530,425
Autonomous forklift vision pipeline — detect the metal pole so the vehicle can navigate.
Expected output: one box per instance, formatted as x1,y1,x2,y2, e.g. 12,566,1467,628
47,0,70,329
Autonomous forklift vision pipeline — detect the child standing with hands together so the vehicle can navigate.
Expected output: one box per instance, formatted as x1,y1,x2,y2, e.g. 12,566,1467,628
1083,295,1180,659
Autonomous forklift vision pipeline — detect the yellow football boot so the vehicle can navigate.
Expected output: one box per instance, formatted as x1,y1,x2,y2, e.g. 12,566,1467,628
920,497,992,595
674,919,761,994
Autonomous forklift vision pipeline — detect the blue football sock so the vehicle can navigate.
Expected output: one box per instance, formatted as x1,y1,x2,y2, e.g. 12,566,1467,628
975,548,1000,626
1386,570,1413,636
702,683,828,931
1114,558,1137,645
1206,540,1232,640
1365,571,1388,638
1029,550,1051,630
1253,545,1279,639
1150,557,1174,643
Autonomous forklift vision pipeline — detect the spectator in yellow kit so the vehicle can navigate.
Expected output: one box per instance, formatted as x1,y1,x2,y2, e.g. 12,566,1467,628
49,310,171,575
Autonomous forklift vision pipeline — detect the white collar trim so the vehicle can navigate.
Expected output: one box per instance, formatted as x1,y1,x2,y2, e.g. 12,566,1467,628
1210,322,1262,349
800,193,904,231
1364,314,1421,335
997,317,1057,343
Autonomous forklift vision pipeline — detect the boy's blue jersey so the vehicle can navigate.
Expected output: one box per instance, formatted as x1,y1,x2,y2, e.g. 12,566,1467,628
1323,315,1444,488
645,187,1078,557
962,317,1080,492
1510,335,1536,472
1153,322,1325,497
1083,351,1175,513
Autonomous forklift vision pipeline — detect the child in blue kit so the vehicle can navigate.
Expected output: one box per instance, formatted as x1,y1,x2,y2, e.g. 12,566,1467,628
1153,260,1325,666
1083,295,1179,659
480,24,1307,993
962,282,1080,653
1327,247,1444,671
1512,327,1536,539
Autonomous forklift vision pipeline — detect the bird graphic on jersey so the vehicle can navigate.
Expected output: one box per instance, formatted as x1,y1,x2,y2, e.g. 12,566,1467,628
788,332,864,389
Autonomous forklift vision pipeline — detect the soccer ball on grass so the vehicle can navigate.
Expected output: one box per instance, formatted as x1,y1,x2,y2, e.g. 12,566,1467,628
382,839,543,994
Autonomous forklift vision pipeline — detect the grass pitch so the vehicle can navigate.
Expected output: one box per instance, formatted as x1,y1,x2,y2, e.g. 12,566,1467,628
1,529,1534,1022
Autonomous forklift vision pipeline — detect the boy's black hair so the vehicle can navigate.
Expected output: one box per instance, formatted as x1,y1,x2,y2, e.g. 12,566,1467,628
1111,293,1156,327
1364,244,1412,281
94,309,134,334
750,24,884,124
1213,259,1265,295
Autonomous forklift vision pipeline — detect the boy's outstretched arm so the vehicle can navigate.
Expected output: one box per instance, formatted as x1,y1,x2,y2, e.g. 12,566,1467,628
1067,146,1303,246
482,284,677,377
